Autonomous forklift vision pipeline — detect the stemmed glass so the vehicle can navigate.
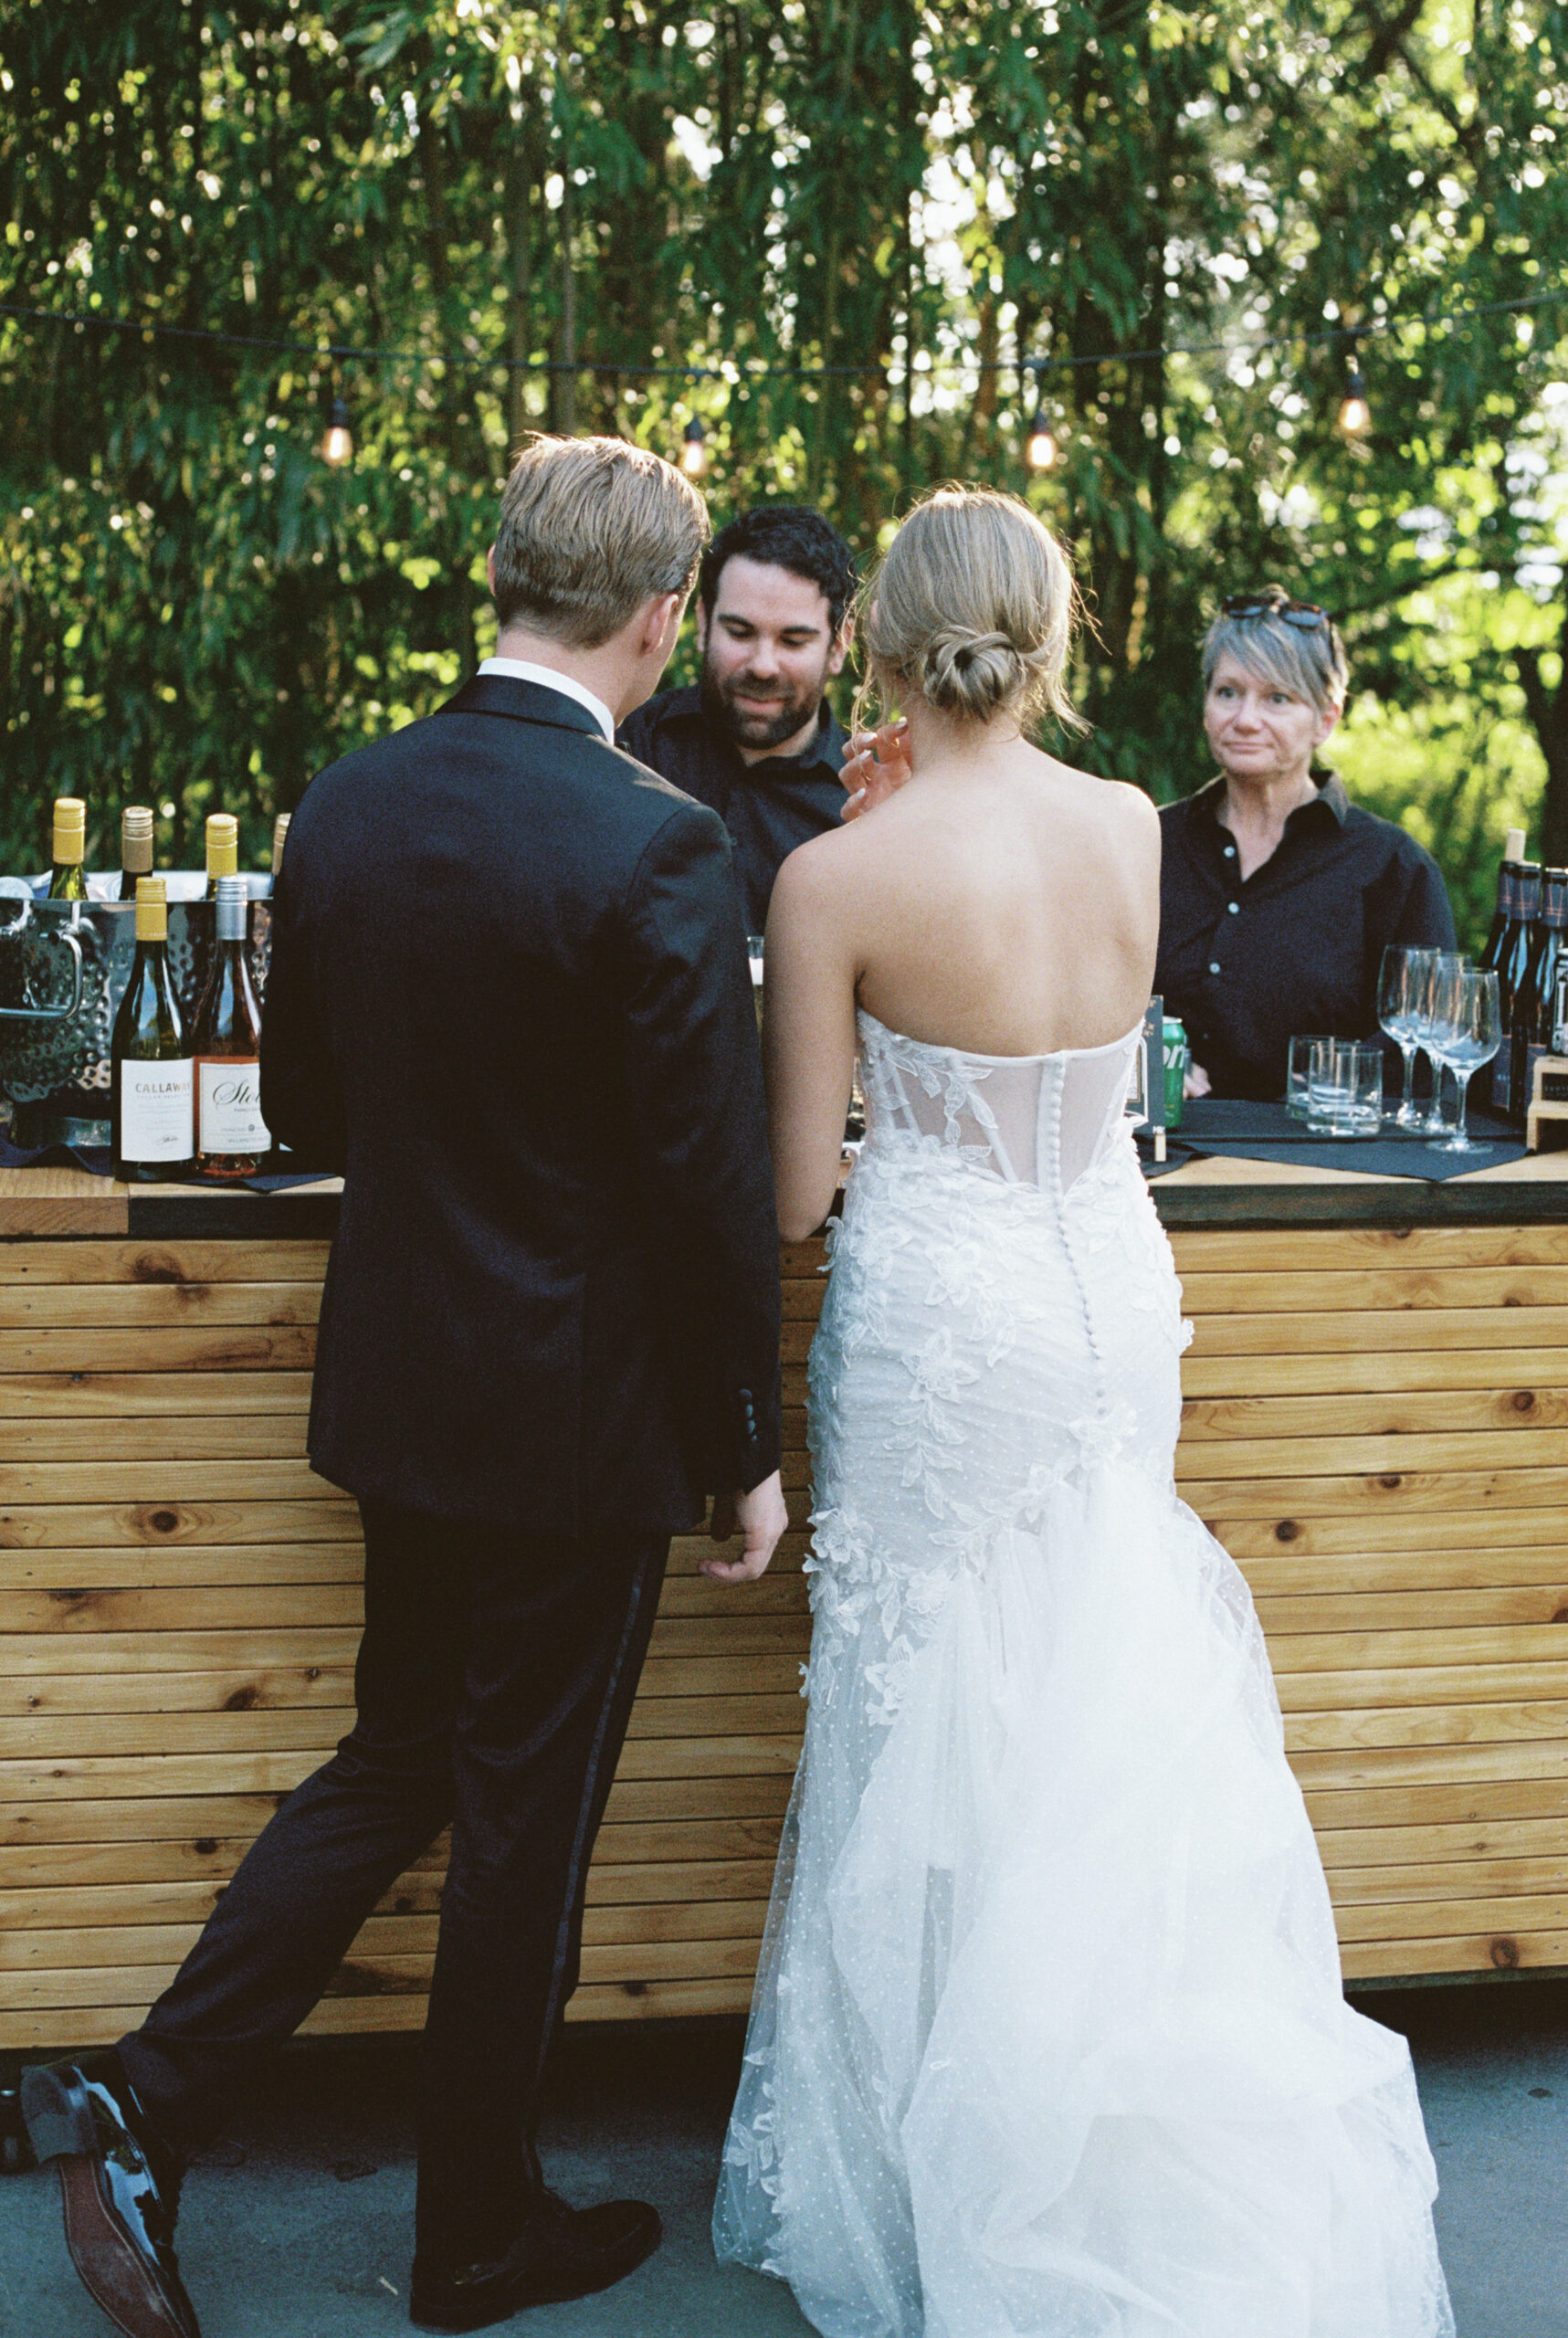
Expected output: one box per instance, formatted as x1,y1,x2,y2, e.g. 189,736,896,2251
1426,964,1500,1155
1377,946,1433,1128
1414,952,1466,1136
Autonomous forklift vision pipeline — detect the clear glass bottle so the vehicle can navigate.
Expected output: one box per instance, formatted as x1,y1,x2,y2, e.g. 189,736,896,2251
47,797,88,899
192,875,269,1179
271,812,290,879
110,877,195,1182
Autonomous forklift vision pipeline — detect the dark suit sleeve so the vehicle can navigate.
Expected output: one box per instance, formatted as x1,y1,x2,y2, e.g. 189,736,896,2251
619,806,782,1493
258,829,348,1173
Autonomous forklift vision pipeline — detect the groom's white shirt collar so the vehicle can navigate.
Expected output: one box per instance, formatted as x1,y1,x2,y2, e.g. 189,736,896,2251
477,658,615,743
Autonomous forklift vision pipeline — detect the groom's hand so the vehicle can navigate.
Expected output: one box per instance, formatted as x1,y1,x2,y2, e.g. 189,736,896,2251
701,1470,788,1585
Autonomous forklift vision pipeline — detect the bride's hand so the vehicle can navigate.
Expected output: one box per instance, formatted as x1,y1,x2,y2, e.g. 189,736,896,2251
840,720,911,820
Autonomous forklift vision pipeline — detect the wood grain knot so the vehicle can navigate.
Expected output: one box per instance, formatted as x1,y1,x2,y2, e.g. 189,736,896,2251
1274,1520,1300,1543
149,1511,180,1534
620,1979,648,1997
47,1589,91,1606
1552,1606,1568,1626
1512,1390,1538,1414
1490,1936,1521,1970
193,1838,217,1856
132,1249,185,1285
224,1686,258,1711
1376,1474,1404,1491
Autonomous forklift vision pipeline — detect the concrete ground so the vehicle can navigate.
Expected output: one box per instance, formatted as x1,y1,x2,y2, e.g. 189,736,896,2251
2,1984,1565,2337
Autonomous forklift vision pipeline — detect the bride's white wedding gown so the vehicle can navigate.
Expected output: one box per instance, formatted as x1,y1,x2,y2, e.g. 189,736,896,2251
714,1010,1453,2338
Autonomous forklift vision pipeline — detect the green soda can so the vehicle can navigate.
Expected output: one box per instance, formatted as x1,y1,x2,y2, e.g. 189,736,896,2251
1163,1015,1188,1132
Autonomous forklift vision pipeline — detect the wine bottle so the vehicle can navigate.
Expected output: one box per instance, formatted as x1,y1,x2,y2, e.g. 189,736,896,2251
116,806,155,901
1481,827,1528,972
47,797,88,899
110,877,195,1182
1487,837,1537,1119
205,813,239,899
1510,865,1568,1128
192,874,269,1179
271,812,290,878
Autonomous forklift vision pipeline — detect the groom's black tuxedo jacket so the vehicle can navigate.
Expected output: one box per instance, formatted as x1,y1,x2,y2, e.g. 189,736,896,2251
260,673,783,1534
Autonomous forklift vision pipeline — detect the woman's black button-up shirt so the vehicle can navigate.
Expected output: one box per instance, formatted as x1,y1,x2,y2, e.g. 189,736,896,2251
1153,771,1457,1101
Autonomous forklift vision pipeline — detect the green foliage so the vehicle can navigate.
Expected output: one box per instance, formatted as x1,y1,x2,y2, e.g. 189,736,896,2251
0,0,1564,906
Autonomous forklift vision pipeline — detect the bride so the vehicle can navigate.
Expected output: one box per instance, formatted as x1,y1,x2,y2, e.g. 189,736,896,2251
712,487,1453,2338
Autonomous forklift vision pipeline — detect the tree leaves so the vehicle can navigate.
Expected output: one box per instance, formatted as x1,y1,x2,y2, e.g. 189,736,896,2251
0,0,1563,932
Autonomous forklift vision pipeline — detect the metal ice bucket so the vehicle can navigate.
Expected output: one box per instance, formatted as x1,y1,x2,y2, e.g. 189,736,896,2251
0,873,273,1147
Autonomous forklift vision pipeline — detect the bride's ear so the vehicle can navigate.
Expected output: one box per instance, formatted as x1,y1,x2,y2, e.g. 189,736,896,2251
827,616,853,679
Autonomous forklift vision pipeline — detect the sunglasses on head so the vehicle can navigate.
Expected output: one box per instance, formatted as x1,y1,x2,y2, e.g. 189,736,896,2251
1221,593,1331,631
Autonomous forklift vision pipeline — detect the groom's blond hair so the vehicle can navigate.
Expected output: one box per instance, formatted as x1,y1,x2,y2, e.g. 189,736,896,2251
491,435,710,648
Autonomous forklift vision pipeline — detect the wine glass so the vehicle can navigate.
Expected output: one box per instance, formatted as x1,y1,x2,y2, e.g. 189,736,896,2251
1415,952,1466,1135
1427,964,1500,1155
1377,946,1432,1128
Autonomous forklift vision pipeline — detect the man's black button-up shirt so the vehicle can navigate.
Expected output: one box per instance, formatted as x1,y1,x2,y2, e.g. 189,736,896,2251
617,685,848,934
1153,771,1457,1101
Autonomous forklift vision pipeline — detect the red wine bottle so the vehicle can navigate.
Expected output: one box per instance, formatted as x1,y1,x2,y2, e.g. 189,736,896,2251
1510,865,1568,1128
1487,834,1536,1119
116,806,155,901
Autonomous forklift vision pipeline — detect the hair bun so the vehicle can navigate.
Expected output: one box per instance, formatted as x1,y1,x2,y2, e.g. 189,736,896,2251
922,627,1028,721
856,486,1084,734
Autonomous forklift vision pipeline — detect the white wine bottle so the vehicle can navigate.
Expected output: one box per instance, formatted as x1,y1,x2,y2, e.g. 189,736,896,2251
205,812,239,899
47,797,88,899
117,806,155,901
110,877,194,1182
192,874,268,1179
271,811,290,878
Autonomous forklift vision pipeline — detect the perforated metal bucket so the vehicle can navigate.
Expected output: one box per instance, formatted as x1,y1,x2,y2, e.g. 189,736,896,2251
0,875,272,1147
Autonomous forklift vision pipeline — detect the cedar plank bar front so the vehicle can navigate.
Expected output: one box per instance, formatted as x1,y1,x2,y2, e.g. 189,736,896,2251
5,1149,1568,2053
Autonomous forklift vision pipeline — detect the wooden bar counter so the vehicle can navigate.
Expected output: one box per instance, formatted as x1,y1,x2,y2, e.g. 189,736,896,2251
5,1146,1568,2055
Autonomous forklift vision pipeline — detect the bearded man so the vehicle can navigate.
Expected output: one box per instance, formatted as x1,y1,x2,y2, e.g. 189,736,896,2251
617,504,857,933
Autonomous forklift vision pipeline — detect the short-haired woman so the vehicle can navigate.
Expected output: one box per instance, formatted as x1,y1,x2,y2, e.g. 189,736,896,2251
1155,587,1456,1100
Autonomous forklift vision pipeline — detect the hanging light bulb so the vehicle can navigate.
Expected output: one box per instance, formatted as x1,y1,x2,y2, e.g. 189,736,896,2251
1025,406,1058,472
1336,352,1371,438
321,391,354,468
679,416,709,479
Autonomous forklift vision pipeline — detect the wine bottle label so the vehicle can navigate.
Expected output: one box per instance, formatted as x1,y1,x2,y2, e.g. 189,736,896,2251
120,1060,194,1162
198,1061,268,1154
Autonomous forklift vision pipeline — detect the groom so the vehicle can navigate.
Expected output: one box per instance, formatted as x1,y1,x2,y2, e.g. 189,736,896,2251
23,436,788,2337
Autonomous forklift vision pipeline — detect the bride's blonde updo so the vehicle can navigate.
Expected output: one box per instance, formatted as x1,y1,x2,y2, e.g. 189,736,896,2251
857,485,1083,732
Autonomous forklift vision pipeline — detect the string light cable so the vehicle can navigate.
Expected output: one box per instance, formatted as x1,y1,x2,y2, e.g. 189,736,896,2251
0,285,1562,468
0,284,1561,388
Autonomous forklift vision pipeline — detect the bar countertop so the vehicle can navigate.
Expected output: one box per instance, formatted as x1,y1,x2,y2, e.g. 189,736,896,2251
4,1142,1568,1240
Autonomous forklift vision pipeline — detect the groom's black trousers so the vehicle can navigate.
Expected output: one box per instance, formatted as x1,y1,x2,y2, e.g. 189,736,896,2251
116,1497,670,2265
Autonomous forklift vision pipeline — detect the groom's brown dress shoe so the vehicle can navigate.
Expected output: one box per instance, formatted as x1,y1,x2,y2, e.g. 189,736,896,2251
21,2049,200,2338
409,2189,662,2331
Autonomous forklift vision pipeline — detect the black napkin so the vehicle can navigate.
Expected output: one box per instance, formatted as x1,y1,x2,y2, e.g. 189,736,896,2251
0,1128,333,1193
1140,1095,1528,1184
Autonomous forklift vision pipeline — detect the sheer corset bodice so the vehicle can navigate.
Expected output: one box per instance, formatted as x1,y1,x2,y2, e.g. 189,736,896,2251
856,1007,1142,1196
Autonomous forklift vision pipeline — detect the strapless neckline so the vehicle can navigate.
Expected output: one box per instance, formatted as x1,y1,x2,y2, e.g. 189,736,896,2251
857,1006,1143,1068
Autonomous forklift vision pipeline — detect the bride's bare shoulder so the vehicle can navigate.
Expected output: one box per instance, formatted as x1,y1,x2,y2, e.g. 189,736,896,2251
1037,759,1160,856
